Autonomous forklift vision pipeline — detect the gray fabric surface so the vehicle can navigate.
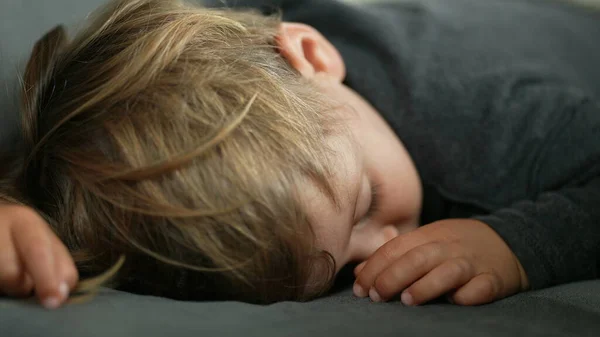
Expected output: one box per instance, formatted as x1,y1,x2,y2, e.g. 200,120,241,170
1,0,600,336
2,282,600,337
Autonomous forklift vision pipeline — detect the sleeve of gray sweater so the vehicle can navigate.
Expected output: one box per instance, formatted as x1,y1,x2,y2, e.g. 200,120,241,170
472,94,600,289
477,175,600,290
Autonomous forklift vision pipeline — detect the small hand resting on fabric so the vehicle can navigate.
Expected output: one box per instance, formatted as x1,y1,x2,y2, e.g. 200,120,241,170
353,219,530,306
0,204,78,309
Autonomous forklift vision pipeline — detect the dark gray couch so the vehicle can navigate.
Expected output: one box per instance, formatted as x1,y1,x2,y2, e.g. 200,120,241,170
1,1,599,336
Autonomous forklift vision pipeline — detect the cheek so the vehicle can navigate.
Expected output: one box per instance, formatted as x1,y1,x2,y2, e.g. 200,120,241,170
370,152,421,226
353,104,422,225
314,225,350,262
348,224,401,262
300,184,352,271
313,224,355,274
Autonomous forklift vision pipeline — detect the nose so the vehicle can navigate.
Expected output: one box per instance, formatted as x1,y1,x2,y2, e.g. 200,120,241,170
348,223,400,262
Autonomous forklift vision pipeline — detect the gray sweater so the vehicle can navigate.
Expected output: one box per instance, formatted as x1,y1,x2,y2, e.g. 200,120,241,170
208,0,600,291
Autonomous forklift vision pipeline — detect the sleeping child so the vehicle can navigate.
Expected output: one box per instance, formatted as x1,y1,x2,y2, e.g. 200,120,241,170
0,0,599,309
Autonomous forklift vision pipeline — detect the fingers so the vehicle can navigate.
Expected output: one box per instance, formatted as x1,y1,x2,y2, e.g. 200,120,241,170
0,205,76,309
353,231,432,298
10,209,68,308
450,273,501,306
353,219,519,306
365,242,448,302
51,234,79,292
402,258,474,306
0,226,34,297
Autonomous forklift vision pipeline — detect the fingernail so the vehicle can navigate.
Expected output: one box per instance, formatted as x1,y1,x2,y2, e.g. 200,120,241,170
59,282,69,300
369,288,382,302
353,282,367,298
401,292,414,306
43,297,61,309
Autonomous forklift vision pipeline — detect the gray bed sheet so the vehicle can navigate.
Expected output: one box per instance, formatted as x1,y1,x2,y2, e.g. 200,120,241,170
1,0,599,336
1,283,600,337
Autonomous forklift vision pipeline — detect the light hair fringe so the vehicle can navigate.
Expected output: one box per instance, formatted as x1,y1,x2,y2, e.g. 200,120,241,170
1,0,339,304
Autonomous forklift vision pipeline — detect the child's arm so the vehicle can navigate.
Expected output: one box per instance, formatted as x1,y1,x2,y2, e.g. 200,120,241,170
473,175,600,292
0,204,78,308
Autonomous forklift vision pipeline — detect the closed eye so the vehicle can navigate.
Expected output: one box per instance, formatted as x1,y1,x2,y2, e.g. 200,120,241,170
363,182,381,221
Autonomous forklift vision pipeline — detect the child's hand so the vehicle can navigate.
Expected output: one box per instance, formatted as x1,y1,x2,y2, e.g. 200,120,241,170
0,204,78,309
353,219,529,306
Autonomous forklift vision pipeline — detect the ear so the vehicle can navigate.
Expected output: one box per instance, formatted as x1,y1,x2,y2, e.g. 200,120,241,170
277,23,346,81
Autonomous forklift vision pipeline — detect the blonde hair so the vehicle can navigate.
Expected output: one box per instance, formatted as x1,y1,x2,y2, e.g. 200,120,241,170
3,0,339,303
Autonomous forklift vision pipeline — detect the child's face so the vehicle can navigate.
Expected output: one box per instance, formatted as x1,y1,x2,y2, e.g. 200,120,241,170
279,23,423,274
299,74,423,274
